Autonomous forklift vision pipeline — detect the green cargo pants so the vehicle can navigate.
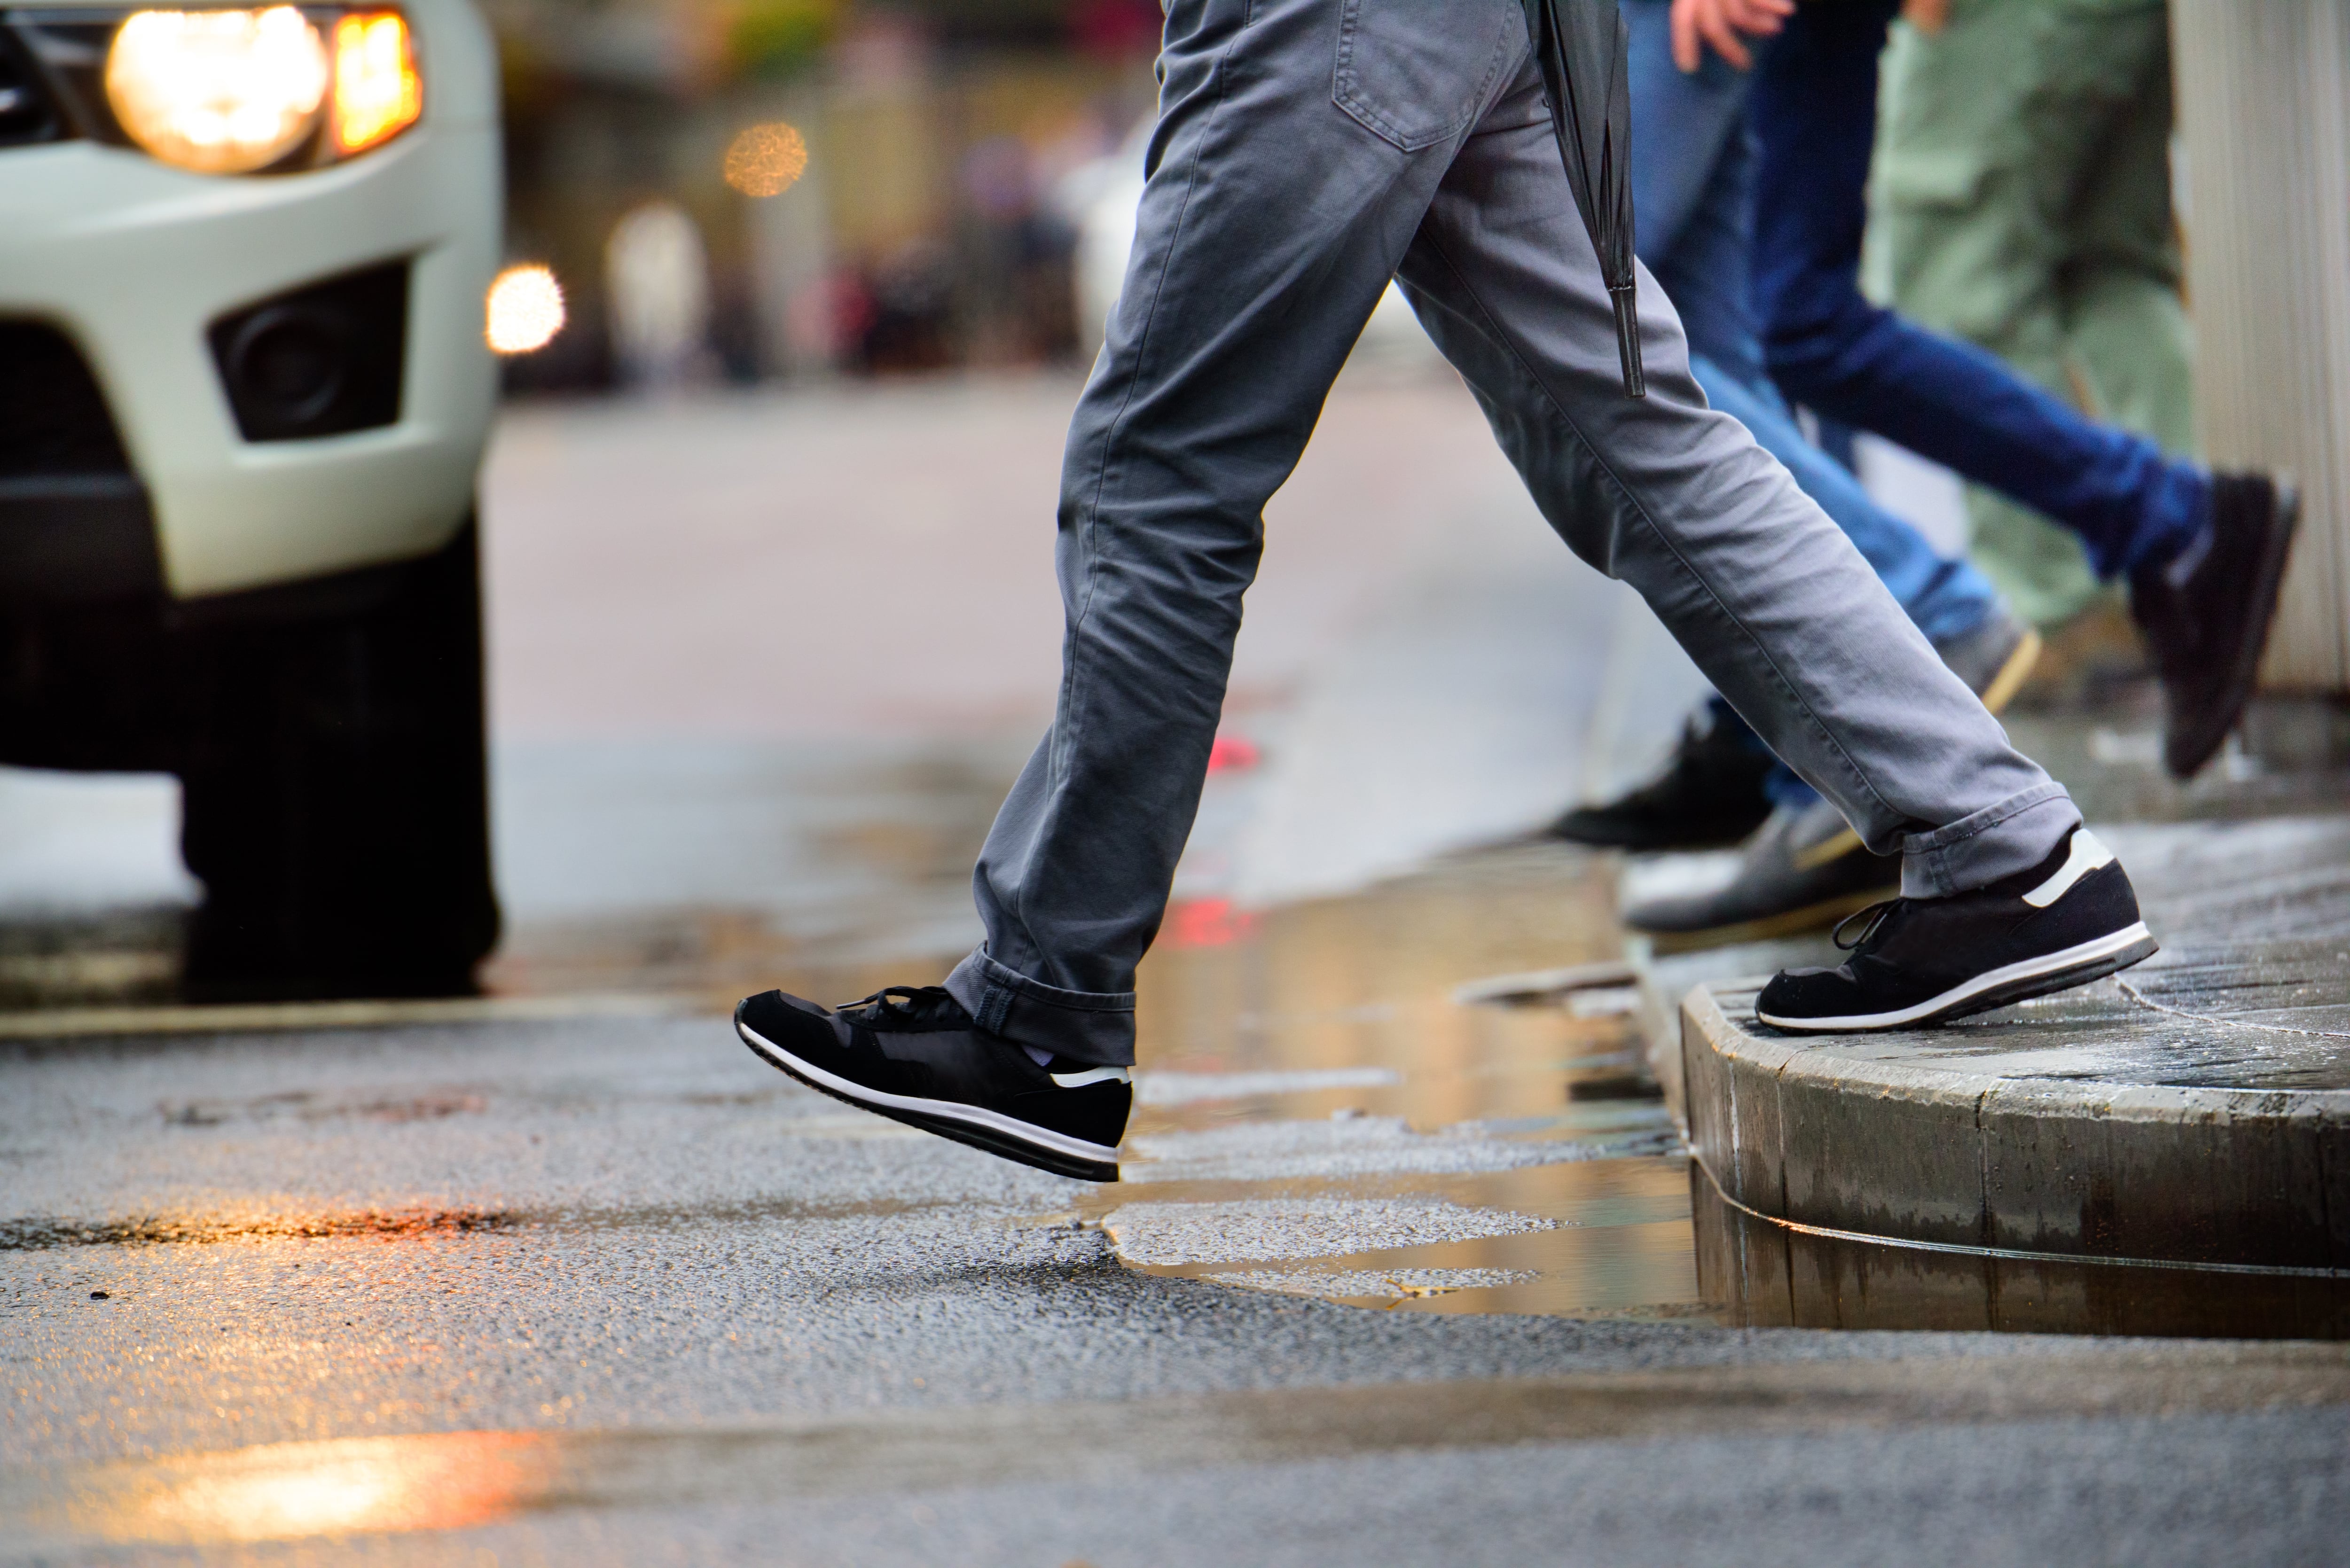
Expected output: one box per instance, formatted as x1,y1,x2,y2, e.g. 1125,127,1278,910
1863,0,2194,628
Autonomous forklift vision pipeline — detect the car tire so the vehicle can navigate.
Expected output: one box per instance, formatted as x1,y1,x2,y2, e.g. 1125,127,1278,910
177,519,501,1002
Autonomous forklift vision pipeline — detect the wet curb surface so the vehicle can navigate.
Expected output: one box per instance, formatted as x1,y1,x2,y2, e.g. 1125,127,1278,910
1675,978,2350,1337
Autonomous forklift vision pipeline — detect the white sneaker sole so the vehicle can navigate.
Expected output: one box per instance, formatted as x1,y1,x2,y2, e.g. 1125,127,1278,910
736,1017,1122,1179
1757,921,2158,1034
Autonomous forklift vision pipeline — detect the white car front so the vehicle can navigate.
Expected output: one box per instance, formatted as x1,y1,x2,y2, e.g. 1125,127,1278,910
0,0,507,1000
0,0,499,598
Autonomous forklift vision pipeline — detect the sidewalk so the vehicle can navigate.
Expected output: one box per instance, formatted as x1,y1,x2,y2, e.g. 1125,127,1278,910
1641,813,2350,1337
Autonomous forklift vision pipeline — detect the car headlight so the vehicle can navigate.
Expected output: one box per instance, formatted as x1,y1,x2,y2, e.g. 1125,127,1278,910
101,5,420,175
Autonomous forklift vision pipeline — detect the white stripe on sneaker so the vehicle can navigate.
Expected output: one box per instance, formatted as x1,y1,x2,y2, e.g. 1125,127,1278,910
1756,921,2154,1033
2023,828,2115,908
1049,1066,1132,1088
736,1021,1123,1165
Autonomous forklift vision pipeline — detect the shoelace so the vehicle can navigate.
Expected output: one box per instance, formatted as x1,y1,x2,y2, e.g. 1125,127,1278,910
1832,899,1906,952
839,984,960,1023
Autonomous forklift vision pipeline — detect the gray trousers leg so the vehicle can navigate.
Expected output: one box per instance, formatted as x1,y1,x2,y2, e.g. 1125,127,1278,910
947,0,2077,1065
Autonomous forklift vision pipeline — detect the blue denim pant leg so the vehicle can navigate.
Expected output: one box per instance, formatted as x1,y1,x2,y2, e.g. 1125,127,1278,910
1629,0,1998,642
1624,0,1767,386
1626,0,2003,815
1746,0,2207,577
1692,354,1998,647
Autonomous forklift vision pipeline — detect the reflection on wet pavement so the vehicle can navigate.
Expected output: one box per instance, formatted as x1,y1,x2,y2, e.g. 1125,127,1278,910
16,1430,554,1547
22,1348,2350,1551
1088,845,1710,1320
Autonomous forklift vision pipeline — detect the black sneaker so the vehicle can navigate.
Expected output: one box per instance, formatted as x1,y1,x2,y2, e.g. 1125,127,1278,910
1624,797,1899,952
1755,826,2157,1033
1550,710,1775,851
2132,473,2299,780
735,986,1128,1181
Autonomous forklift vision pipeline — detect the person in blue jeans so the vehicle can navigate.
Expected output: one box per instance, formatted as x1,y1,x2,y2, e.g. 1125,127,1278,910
1686,0,2294,780
1558,0,2043,947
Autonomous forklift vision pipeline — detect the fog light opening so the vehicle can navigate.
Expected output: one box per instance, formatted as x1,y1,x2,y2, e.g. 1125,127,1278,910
225,304,351,426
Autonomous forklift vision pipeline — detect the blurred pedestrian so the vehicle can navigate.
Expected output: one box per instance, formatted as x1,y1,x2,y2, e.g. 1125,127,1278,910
1867,0,2193,629
606,200,713,390
735,0,2159,1181
1677,0,2293,779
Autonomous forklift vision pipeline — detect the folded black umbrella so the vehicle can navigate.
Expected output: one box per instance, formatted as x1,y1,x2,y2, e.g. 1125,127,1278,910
1520,0,1644,397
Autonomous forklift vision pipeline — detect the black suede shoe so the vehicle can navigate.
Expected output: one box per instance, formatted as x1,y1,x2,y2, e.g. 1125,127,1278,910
1755,827,2157,1033
1624,798,1900,952
2132,473,2299,780
735,986,1128,1181
1550,711,1775,851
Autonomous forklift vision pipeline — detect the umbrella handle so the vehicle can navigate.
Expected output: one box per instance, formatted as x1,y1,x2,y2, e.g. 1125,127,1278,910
1610,282,1645,399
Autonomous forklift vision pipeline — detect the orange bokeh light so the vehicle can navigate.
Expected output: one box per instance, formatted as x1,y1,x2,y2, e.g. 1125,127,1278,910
723,122,809,198
331,11,421,156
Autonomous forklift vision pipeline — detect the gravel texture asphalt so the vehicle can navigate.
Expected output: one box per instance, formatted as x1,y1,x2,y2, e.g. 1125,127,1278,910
7,1010,2349,1565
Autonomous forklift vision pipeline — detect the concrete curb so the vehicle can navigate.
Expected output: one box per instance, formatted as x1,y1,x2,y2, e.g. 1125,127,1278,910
1680,980,2350,1269
1675,980,2350,1336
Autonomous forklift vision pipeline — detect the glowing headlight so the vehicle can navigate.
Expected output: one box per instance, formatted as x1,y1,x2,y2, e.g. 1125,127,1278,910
329,11,422,156
104,7,329,174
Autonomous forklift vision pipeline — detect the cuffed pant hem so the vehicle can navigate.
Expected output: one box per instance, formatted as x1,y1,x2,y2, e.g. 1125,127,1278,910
943,949,1137,1067
1899,781,2079,898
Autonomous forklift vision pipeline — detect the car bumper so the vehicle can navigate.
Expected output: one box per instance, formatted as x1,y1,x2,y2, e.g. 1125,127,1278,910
0,106,498,601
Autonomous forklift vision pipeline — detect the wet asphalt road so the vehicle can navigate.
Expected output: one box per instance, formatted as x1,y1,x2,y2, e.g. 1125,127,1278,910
8,1007,2350,1566
9,379,2350,1560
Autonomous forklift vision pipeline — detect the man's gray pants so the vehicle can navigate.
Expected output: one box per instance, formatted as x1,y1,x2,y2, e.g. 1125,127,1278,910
946,0,2079,1066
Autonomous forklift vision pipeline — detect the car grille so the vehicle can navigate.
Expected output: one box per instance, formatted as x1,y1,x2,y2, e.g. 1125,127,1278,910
0,28,63,148
0,322,133,478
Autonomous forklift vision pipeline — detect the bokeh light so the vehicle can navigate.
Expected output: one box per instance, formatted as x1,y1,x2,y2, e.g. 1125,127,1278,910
722,122,809,198
485,264,565,355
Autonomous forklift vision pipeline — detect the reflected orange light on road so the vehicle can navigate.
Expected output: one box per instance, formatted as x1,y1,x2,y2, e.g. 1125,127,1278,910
722,121,808,197
102,1431,550,1544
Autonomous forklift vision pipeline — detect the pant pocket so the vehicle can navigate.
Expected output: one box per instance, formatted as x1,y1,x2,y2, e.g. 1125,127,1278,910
1332,0,1520,152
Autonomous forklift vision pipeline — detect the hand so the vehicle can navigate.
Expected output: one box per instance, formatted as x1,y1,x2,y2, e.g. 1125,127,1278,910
1669,0,1796,71
1902,0,1950,32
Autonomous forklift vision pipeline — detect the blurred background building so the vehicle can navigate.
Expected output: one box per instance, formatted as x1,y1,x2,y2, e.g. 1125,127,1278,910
489,0,1161,392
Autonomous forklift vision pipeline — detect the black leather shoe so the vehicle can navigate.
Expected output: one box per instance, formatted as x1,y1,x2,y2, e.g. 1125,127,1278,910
1549,712,1775,851
1755,827,2157,1033
735,986,1128,1181
2132,473,2299,779
1624,798,1900,952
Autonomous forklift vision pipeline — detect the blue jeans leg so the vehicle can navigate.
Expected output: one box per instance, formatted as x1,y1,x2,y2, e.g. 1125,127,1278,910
1692,354,1999,647
1624,0,1767,387
1746,0,2208,578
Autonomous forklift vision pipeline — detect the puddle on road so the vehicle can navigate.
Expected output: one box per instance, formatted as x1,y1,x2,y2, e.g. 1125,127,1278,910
1079,846,1714,1322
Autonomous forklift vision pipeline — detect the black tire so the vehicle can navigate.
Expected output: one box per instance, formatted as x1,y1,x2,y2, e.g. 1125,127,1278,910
176,521,501,1001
